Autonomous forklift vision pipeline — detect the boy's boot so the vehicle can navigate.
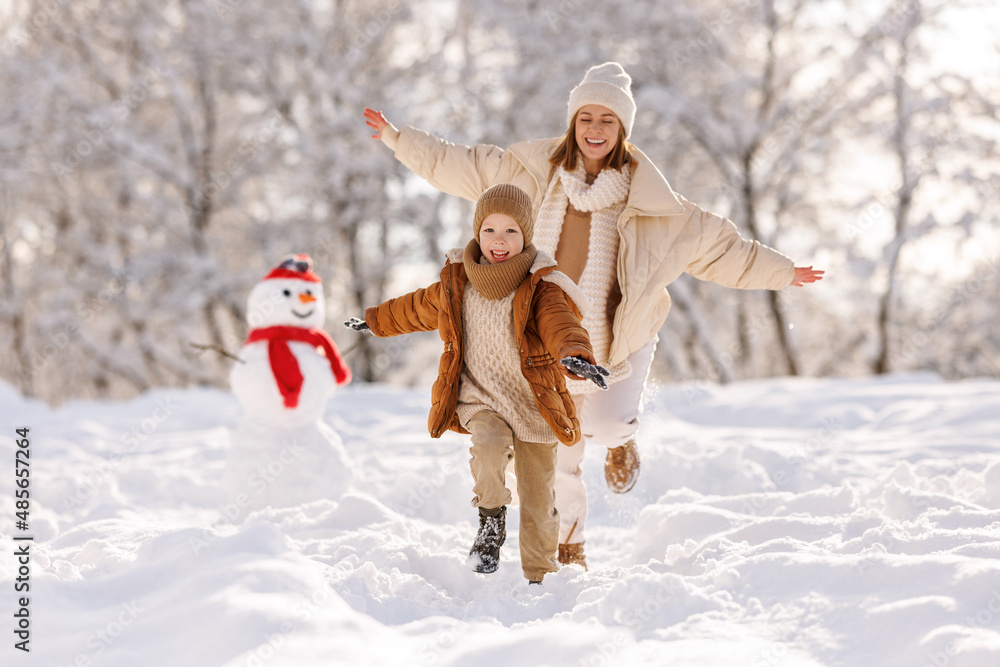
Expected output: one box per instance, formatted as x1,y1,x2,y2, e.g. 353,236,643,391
468,506,506,574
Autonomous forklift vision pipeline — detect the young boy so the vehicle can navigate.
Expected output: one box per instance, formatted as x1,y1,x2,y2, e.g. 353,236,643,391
345,183,608,584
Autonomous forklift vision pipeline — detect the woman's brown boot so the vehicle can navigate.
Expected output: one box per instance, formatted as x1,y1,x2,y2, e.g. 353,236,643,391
605,439,640,493
558,542,588,570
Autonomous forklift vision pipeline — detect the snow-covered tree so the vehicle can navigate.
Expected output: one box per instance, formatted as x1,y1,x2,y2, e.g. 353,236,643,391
0,0,442,401
1,0,997,403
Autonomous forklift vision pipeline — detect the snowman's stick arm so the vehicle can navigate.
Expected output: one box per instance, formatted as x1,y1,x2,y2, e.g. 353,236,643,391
189,342,245,363
188,337,366,366
336,338,366,358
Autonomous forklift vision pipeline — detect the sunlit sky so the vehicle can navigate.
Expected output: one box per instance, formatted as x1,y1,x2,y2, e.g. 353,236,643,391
934,3,1000,79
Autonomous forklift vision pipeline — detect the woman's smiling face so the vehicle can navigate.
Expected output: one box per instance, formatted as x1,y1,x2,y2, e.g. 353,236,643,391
574,104,621,172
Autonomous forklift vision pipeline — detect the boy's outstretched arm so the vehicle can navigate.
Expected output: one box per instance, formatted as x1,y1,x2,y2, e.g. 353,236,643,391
363,281,447,337
532,282,605,381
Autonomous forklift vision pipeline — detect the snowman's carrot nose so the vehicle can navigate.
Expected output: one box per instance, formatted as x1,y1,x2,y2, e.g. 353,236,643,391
299,293,317,304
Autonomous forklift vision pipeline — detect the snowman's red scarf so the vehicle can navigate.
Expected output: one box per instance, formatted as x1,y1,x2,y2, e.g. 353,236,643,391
245,326,351,408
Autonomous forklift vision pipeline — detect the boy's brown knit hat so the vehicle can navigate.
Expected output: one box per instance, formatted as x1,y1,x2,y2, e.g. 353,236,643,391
472,184,534,245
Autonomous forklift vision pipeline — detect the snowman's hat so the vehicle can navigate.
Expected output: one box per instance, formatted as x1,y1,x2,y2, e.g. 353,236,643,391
263,254,321,283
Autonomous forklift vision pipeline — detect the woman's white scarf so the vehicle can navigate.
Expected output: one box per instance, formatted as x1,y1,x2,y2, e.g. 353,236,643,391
534,162,632,394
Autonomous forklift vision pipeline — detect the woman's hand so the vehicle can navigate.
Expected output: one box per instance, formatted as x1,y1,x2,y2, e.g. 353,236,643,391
791,266,824,286
364,108,390,139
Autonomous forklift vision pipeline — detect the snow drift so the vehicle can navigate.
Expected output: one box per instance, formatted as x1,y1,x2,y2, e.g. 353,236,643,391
1,373,999,666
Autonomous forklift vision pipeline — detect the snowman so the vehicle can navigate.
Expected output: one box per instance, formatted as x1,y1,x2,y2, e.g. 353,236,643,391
226,254,353,512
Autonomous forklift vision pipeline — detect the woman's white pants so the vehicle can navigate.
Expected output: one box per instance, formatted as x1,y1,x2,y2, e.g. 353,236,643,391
555,338,657,543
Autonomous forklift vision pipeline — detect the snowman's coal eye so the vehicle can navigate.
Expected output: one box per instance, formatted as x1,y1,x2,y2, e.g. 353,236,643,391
304,289,312,296
282,289,291,297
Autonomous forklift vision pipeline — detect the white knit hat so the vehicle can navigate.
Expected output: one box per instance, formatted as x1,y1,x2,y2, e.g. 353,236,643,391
566,62,636,139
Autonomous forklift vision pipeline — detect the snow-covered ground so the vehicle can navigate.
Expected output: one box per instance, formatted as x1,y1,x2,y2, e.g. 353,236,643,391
2,373,1000,666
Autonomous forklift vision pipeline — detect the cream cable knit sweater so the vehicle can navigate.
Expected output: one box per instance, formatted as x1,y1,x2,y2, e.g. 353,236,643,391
454,249,591,444
456,282,555,444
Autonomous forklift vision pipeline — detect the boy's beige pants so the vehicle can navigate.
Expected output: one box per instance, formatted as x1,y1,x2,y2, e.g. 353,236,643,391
467,410,560,581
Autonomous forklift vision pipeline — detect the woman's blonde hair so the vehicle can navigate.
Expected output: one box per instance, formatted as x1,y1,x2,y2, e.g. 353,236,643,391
548,110,634,173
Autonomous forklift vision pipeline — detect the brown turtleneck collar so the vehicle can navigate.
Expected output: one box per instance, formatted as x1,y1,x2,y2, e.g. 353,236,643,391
462,240,537,300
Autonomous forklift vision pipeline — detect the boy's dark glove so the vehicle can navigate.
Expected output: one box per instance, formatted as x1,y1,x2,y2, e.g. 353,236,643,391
560,356,610,390
344,317,373,334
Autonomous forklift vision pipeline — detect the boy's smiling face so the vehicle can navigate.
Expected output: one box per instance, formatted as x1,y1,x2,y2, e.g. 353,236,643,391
479,213,524,264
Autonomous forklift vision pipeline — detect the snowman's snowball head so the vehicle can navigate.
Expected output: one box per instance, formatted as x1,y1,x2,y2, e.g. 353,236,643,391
246,278,326,329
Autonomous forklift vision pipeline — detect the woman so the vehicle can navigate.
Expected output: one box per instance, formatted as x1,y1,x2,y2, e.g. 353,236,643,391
363,62,823,568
